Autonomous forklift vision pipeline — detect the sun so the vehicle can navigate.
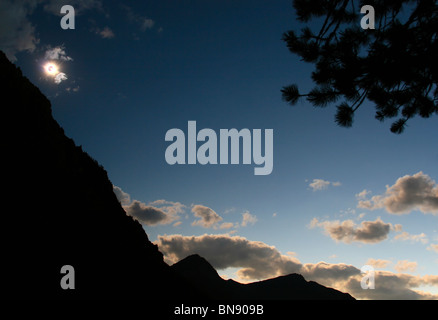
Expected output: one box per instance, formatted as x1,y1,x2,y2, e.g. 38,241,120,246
44,62,59,76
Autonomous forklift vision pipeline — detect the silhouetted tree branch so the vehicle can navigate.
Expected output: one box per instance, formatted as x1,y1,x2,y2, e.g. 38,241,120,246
282,0,438,133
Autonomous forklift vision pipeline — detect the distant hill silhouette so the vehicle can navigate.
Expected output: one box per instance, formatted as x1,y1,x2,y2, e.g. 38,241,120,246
172,254,354,300
0,50,353,300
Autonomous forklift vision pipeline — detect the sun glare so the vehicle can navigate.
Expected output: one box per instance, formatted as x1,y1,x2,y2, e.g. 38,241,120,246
44,62,59,76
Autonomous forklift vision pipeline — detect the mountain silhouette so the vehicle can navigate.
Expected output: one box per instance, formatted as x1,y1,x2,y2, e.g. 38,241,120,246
0,50,199,299
172,254,354,300
0,50,354,300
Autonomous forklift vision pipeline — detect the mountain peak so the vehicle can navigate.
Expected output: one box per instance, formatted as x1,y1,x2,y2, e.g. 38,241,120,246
170,254,354,300
171,254,222,283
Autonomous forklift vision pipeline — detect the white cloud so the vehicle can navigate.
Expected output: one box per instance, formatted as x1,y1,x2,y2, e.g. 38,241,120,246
366,258,392,269
310,217,392,244
394,260,418,273
44,45,73,61
219,222,235,229
394,231,428,244
309,179,341,191
54,72,68,84
241,211,257,227
356,189,371,200
113,185,131,205
358,172,438,215
427,244,438,253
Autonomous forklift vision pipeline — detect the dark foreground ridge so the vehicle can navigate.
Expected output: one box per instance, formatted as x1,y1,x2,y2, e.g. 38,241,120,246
0,50,198,299
0,50,353,300
172,254,354,300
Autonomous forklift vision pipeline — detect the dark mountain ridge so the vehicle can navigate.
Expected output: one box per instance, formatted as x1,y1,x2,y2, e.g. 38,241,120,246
171,254,354,300
0,50,197,299
0,50,353,300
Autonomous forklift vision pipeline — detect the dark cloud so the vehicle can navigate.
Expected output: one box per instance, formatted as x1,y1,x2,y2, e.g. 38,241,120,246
113,186,184,226
310,218,391,244
156,233,302,281
124,200,169,226
156,233,438,299
301,262,361,284
358,172,438,215
191,205,223,228
0,0,39,61
343,271,438,300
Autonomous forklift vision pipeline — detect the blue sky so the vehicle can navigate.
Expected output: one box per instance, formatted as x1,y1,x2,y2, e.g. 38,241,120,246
2,0,438,299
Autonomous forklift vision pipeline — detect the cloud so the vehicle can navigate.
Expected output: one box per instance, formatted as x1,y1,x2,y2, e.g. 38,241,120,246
300,261,360,285
343,271,438,300
309,179,341,191
427,244,438,253
191,205,223,228
190,206,256,230
156,233,438,299
156,233,302,281
0,0,39,61
394,231,428,244
65,85,80,93
122,4,156,32
44,46,73,61
112,186,184,226
356,189,371,200
366,258,392,269
43,0,103,16
95,26,115,39
54,72,68,84
241,211,257,227
124,200,170,225
309,217,391,244
0,1,106,61
140,18,155,31
358,172,438,215
149,199,186,217
113,185,131,205
394,260,418,273
219,222,235,229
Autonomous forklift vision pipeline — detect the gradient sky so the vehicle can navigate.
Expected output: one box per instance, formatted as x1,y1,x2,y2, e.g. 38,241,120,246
2,0,438,299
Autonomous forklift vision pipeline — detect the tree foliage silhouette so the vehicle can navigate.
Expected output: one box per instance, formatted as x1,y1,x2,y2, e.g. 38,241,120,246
282,0,438,133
